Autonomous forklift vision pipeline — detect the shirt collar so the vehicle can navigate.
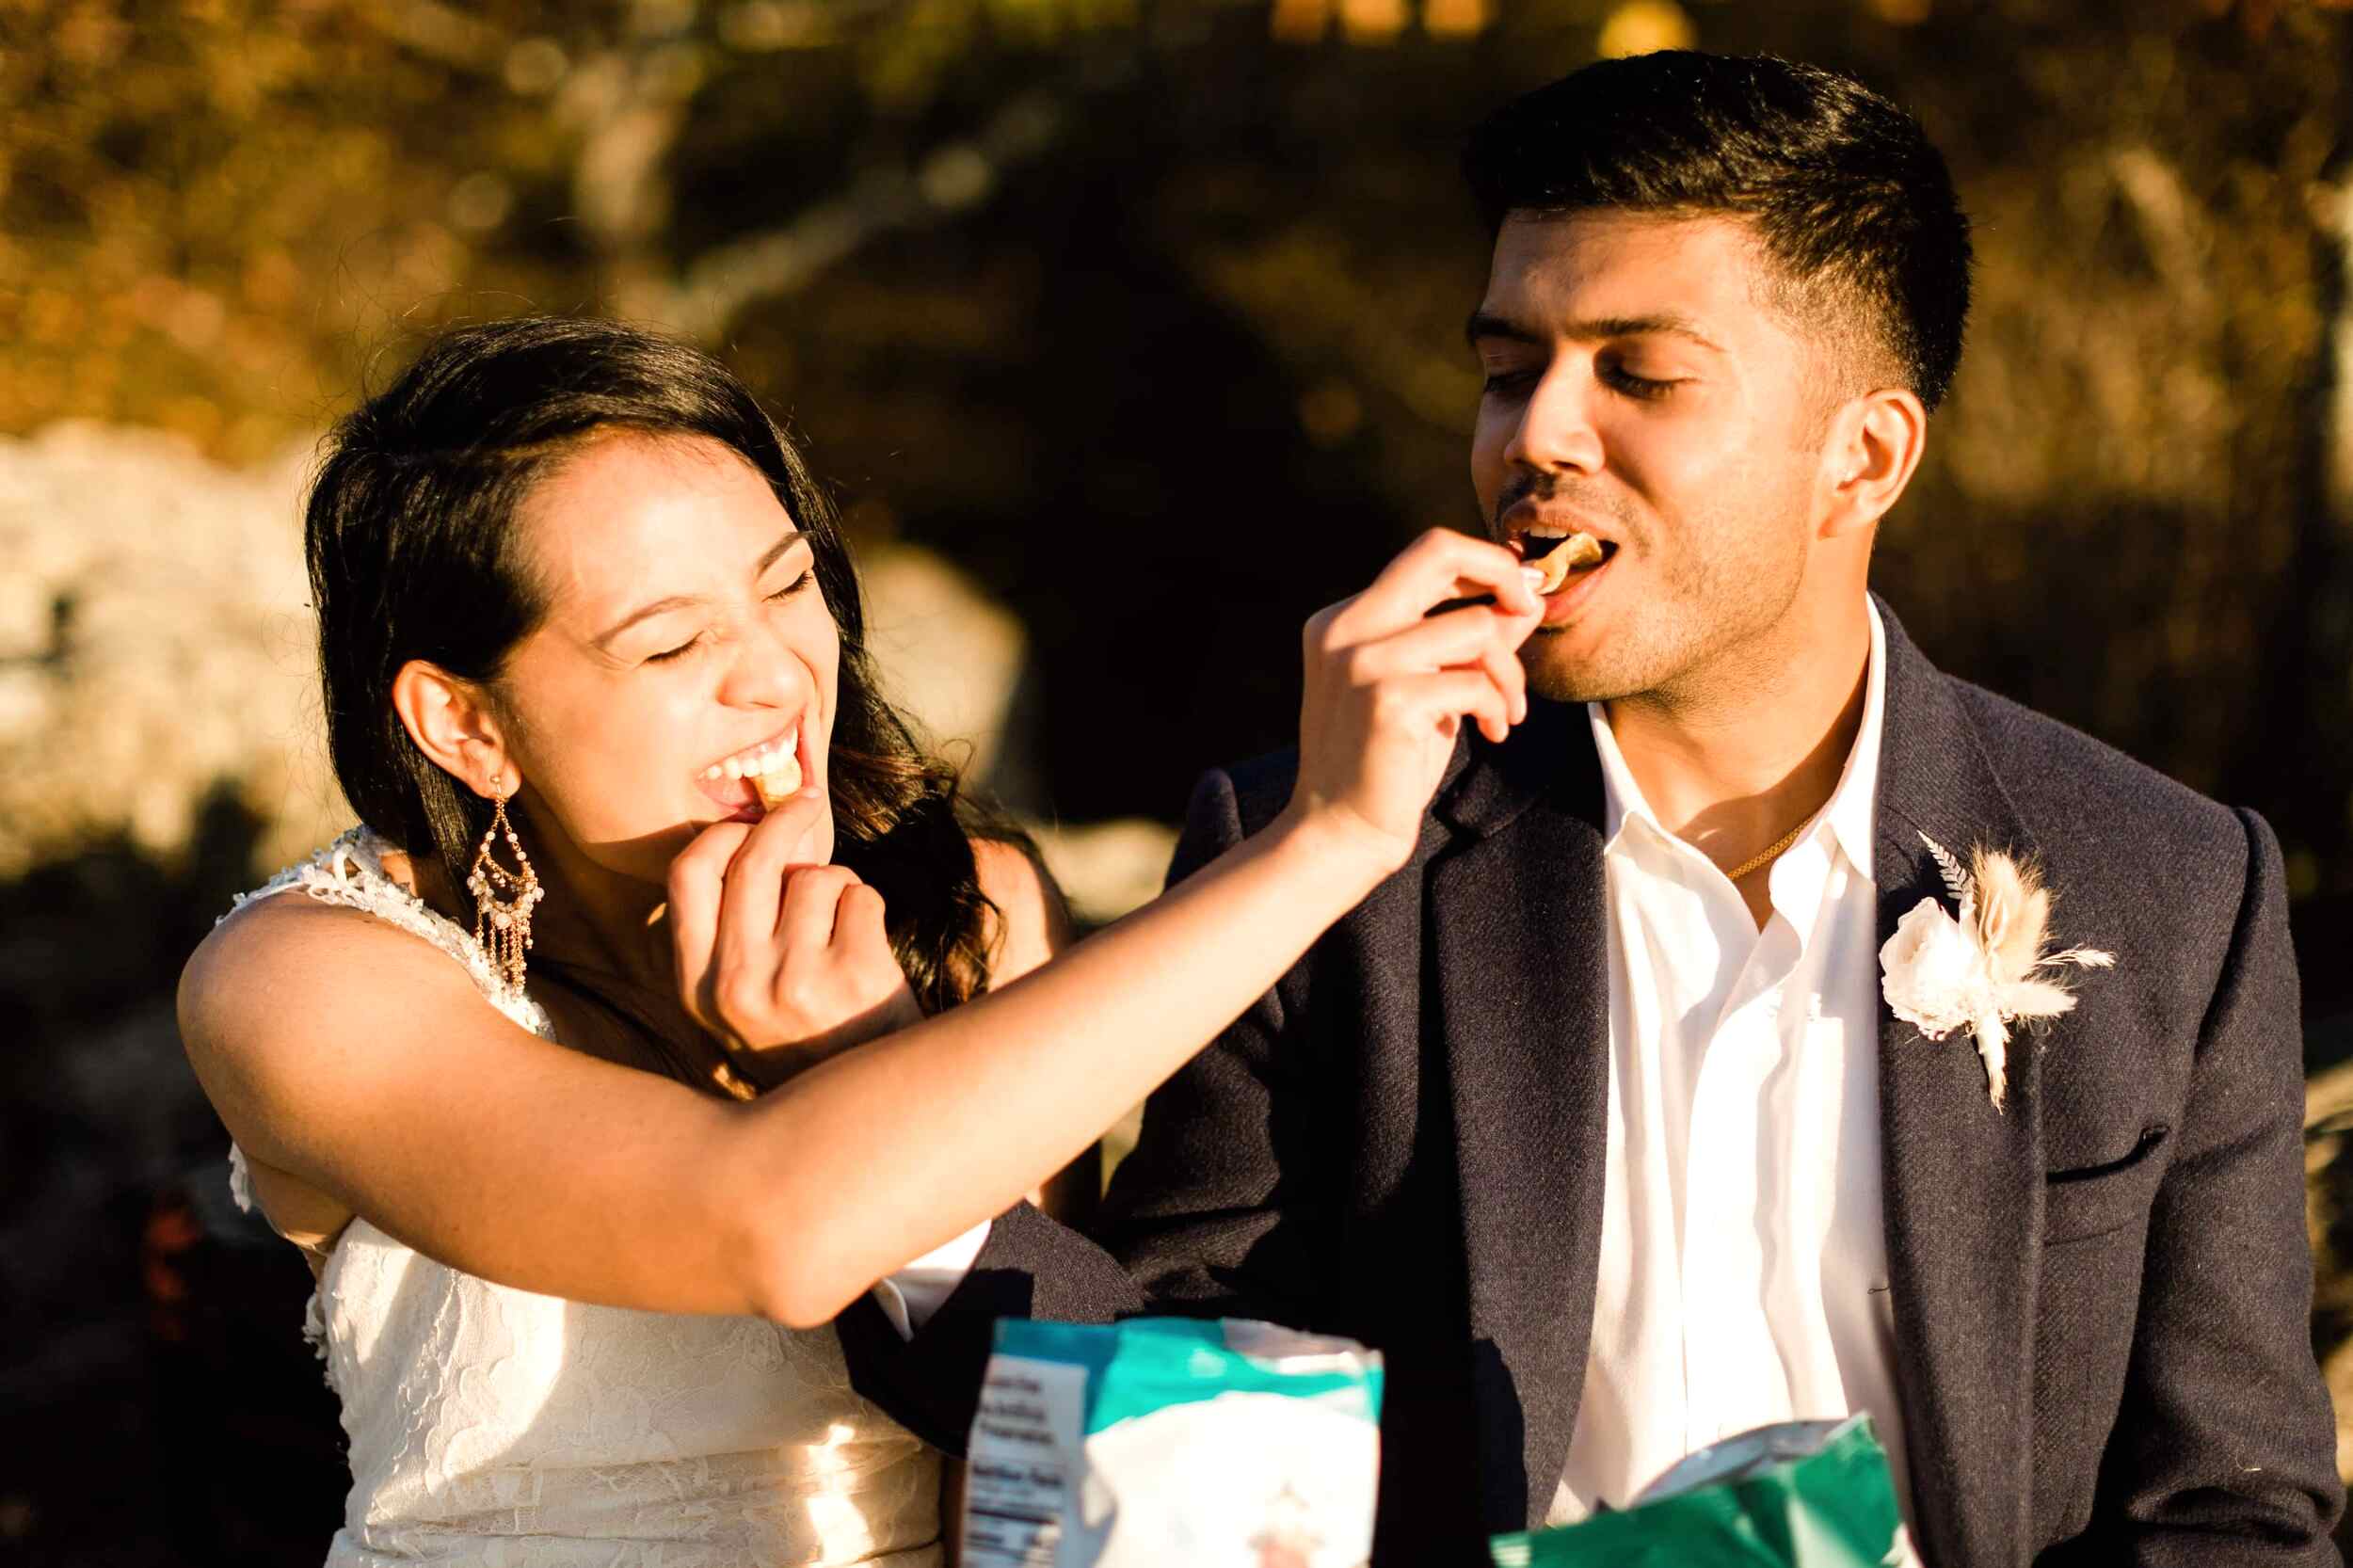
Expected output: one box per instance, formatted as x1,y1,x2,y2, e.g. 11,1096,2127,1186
1587,599,1888,883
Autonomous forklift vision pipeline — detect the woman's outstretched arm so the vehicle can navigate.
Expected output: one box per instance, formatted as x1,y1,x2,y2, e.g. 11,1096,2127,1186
180,530,1541,1328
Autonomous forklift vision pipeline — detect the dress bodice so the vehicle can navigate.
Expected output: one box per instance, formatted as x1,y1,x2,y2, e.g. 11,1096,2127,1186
222,828,942,1567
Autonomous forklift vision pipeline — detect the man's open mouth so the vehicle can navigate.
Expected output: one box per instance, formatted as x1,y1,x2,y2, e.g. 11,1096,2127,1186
1516,528,1618,594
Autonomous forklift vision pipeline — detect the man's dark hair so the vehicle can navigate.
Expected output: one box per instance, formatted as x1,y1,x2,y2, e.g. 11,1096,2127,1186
1462,52,1973,412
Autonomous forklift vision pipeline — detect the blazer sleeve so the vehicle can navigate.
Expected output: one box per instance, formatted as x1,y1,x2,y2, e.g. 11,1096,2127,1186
837,1200,1145,1453
2091,808,2345,1563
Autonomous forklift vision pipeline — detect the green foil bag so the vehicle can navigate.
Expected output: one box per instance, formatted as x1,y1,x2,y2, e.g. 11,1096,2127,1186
1488,1416,1916,1568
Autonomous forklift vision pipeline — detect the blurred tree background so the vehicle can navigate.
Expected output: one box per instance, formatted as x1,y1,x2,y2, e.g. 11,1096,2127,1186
6,0,2353,1560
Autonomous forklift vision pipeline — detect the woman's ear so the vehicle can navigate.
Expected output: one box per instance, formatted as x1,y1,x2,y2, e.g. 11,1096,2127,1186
392,660,515,797
1818,385,1929,541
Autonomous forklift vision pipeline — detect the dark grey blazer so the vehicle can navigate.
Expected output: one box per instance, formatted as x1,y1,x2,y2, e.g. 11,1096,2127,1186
840,604,2342,1566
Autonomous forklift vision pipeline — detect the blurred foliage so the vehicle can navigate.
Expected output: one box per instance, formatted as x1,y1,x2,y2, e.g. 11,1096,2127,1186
6,0,2353,898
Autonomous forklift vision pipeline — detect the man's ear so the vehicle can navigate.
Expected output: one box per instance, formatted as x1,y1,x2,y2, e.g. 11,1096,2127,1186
392,660,516,797
1818,385,1928,541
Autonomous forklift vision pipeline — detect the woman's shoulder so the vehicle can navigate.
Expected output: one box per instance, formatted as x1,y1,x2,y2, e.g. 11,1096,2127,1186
181,838,495,1068
183,882,478,1058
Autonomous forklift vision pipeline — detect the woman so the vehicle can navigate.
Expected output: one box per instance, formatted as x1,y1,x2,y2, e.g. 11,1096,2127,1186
178,316,1543,1565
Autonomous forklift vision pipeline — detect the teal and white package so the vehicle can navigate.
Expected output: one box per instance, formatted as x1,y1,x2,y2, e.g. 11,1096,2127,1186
960,1317,1385,1568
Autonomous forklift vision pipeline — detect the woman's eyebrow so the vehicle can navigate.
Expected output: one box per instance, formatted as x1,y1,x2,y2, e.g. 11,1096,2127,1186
594,533,812,648
756,530,811,575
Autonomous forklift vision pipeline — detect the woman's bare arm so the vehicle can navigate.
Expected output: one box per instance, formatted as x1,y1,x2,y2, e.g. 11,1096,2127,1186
183,805,1377,1326
182,529,1541,1329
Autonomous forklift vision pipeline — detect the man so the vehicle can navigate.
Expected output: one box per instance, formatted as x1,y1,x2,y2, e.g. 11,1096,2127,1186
843,51,2342,1565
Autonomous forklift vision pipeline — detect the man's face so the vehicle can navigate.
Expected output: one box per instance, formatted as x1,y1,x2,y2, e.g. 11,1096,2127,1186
1469,210,1833,704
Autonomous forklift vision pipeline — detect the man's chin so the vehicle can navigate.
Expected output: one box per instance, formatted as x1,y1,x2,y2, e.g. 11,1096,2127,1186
1521,632,1646,707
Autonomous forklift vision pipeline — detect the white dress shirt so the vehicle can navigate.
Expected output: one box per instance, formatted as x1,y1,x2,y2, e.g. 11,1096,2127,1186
873,1220,991,1339
1552,600,1909,1526
881,603,1912,1539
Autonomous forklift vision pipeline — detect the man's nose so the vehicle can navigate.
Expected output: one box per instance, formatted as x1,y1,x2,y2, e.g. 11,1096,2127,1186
1501,366,1604,478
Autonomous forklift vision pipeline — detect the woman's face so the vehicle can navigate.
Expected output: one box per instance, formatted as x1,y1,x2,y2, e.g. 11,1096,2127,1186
492,431,841,884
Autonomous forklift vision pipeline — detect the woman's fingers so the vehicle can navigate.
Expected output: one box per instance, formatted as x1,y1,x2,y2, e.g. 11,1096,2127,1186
1464,632,1529,730
834,881,891,958
1390,668,1515,746
667,791,829,1035
711,791,828,1000
667,821,752,1030
1344,602,1534,692
1335,528,1540,640
776,864,857,952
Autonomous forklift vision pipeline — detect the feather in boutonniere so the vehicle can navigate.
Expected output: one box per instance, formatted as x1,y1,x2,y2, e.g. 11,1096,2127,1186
1881,835,2116,1111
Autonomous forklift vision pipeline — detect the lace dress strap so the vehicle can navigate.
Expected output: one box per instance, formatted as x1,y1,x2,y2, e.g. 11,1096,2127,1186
225,824,554,1034
221,825,556,1219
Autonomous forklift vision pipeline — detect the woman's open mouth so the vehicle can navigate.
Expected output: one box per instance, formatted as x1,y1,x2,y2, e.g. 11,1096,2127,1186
694,725,804,821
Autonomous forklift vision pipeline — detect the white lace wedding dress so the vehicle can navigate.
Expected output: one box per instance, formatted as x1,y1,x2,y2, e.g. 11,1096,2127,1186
221,828,945,1567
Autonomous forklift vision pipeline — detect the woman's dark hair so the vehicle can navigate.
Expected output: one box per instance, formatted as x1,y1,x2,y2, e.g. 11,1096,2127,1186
305,315,1010,1035
1461,52,1973,412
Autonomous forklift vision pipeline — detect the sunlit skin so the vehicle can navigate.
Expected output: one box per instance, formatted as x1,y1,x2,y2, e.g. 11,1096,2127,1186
1468,211,1928,920
393,433,839,984
179,416,1542,1336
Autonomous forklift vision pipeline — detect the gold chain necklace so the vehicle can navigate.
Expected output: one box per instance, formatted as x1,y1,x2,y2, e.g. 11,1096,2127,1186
1721,818,1811,883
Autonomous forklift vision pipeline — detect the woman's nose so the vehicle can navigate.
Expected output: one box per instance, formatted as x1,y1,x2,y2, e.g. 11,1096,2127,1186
718,622,808,711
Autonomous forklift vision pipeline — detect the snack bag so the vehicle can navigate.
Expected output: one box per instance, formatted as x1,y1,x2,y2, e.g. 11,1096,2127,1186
1488,1416,1918,1568
960,1317,1384,1568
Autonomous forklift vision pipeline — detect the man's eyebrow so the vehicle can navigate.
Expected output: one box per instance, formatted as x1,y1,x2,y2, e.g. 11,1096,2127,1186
1465,309,1726,355
1465,310,1541,348
592,531,812,648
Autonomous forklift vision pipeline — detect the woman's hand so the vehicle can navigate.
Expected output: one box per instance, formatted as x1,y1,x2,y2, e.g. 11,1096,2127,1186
666,790,924,1089
1285,528,1544,881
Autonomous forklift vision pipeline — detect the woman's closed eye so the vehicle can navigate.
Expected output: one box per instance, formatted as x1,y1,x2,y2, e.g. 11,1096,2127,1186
644,572,813,662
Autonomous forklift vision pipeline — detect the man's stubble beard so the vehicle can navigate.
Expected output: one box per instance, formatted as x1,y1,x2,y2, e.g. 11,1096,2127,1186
1513,482,1812,712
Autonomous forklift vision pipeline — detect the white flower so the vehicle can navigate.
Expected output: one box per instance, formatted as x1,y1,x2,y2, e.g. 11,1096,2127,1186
1881,834,2117,1112
1879,898,1991,1039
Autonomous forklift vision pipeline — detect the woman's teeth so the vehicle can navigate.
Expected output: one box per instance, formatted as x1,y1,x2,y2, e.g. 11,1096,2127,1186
703,731,802,806
751,750,802,808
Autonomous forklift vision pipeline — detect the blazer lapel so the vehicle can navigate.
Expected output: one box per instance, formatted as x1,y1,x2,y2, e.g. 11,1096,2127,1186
1427,701,1612,1531
1873,609,2046,1568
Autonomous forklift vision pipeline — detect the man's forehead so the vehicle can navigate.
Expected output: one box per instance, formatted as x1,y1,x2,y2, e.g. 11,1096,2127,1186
1477,209,1770,337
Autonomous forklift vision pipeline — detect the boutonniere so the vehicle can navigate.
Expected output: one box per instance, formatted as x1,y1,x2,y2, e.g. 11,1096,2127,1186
1879,834,2115,1112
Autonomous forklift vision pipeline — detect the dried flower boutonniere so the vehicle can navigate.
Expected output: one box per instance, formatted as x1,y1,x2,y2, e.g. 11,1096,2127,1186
1879,834,2115,1112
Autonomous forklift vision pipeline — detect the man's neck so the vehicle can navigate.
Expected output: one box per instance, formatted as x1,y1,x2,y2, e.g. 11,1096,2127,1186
1601,600,1874,873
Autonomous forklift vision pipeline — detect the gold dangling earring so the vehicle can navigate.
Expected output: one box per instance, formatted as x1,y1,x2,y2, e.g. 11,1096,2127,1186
467,785,543,996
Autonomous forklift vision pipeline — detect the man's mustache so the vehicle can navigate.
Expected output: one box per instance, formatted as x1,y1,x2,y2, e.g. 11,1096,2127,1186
1493,473,1637,536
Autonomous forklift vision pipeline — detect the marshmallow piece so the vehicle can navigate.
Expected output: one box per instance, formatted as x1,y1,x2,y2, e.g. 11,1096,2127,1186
752,750,803,808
